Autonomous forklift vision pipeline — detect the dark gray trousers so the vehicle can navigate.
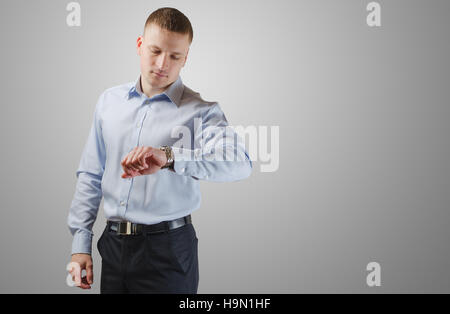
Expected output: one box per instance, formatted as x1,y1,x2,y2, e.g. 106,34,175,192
97,222,199,294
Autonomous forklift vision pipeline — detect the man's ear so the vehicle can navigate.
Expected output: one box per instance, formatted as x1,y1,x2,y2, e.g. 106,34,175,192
136,36,143,55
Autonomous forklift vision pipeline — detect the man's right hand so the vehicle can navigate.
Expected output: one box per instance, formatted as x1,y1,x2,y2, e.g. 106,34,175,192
70,253,94,289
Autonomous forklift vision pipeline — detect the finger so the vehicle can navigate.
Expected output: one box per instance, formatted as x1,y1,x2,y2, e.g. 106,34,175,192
131,169,141,176
121,148,134,166
86,263,94,285
131,146,146,170
140,148,152,168
121,170,134,179
139,147,151,169
121,168,140,179
122,155,137,176
122,148,137,170
122,163,134,177
125,147,142,171
79,276,91,289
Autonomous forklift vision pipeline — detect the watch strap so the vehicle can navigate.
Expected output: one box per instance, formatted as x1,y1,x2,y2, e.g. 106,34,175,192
159,145,174,169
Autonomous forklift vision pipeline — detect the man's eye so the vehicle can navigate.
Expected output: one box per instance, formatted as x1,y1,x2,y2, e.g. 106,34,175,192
151,51,179,60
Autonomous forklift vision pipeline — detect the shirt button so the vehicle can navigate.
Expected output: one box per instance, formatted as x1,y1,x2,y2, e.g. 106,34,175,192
120,201,126,206
136,124,140,128
180,168,185,173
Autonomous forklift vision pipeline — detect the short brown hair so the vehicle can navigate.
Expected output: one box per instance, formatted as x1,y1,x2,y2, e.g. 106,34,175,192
144,7,193,44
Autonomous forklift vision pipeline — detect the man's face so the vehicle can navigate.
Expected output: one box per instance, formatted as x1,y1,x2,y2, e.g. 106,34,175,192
137,23,190,90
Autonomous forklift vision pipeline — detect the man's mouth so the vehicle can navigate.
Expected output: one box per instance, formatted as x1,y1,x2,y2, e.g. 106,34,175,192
153,72,166,78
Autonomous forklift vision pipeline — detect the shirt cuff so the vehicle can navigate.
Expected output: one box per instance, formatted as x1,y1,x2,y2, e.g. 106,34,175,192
71,230,93,255
173,158,188,175
171,146,192,175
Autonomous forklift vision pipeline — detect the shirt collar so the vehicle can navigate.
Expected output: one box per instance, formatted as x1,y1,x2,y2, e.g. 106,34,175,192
127,75,184,108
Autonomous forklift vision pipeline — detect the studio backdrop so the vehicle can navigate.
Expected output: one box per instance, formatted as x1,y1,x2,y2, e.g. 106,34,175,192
0,0,449,293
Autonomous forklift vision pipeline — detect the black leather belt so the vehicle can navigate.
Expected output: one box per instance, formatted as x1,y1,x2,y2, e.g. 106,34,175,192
107,215,192,235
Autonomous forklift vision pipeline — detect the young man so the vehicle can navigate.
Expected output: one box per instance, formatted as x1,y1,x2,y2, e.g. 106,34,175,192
67,7,252,294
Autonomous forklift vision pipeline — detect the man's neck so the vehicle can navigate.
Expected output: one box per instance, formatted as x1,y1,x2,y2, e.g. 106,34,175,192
140,77,169,99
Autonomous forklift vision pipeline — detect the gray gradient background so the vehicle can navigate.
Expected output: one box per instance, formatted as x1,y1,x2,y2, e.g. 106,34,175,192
0,0,448,293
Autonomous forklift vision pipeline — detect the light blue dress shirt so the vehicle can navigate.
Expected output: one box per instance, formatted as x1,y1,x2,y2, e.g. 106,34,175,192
68,75,252,255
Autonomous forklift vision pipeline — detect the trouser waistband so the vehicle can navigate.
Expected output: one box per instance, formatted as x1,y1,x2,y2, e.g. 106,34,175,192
107,215,192,235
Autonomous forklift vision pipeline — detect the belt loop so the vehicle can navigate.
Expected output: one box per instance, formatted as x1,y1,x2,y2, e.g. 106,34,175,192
106,220,110,231
165,221,170,233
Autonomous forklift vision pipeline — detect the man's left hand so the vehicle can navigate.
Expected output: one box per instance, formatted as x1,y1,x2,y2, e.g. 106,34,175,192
121,146,167,179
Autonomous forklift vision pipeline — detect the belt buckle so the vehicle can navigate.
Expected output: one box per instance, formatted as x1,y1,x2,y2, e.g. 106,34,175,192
117,221,132,235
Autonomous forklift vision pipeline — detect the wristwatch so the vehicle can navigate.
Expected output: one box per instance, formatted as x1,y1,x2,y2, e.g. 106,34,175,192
159,145,174,169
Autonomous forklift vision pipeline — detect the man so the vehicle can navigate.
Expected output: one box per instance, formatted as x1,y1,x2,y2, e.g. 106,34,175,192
67,7,252,294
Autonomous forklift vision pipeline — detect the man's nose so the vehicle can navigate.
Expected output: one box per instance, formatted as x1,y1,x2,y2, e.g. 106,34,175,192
156,53,169,70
